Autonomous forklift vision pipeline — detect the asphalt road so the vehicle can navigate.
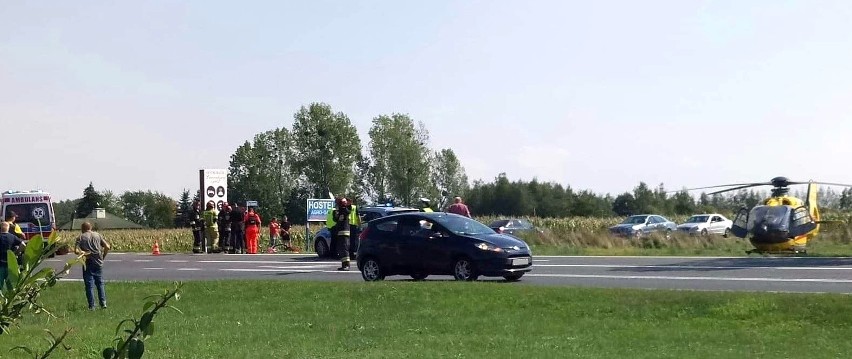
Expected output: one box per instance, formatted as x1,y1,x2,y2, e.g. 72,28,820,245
45,253,852,294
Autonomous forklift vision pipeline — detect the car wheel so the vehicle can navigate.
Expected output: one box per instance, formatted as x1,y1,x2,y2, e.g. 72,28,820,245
360,257,385,281
410,272,428,281
452,257,479,281
700,229,708,236
314,238,329,258
503,273,524,281
723,228,730,238
664,229,672,240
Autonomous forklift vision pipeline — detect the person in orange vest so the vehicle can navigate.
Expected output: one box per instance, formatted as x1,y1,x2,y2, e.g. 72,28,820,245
268,217,280,253
243,207,262,254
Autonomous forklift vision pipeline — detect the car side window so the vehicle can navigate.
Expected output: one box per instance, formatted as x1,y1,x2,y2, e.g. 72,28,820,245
648,216,659,224
375,220,398,233
397,217,424,237
363,212,381,222
519,219,533,229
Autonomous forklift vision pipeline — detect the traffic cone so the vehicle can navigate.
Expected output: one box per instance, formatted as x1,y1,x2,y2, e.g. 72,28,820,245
152,240,161,255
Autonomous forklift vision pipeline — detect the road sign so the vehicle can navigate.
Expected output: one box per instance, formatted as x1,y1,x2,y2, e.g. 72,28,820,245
246,200,258,207
200,169,227,211
306,198,335,222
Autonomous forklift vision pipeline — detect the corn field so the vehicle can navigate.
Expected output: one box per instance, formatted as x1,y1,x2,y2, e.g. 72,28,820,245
52,215,852,255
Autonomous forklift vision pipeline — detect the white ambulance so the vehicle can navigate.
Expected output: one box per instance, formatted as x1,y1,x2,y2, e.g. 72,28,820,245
1,190,56,240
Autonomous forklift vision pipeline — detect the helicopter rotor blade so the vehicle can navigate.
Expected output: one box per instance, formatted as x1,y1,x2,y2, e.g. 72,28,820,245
707,184,769,196
666,182,769,193
786,181,852,187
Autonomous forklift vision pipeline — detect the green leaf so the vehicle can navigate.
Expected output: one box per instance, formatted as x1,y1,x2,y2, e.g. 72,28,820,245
139,312,154,330
48,230,59,244
6,250,20,286
23,268,55,286
11,346,35,356
142,300,157,312
24,234,44,268
142,322,155,339
102,347,116,359
115,318,136,336
128,338,145,359
165,305,184,315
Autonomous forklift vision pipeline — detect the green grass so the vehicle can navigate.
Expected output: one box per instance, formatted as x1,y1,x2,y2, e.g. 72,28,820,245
2,281,852,358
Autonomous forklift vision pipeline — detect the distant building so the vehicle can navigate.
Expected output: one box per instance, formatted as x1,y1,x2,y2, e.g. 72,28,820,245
59,208,145,230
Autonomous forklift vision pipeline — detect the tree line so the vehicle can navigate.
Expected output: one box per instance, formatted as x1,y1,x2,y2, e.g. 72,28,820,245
51,101,852,227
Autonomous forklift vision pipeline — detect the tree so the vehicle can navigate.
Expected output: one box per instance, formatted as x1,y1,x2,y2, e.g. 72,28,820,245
430,148,469,210
365,113,432,206
120,191,176,229
99,190,123,216
75,182,103,218
612,193,635,216
175,189,192,227
228,128,295,219
289,102,361,199
52,199,80,227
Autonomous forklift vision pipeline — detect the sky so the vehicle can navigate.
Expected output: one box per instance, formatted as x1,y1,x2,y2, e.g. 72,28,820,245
3,0,852,201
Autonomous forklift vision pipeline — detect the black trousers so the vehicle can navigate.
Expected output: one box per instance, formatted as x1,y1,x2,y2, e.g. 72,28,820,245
231,229,245,252
219,230,231,250
334,235,350,262
192,229,204,252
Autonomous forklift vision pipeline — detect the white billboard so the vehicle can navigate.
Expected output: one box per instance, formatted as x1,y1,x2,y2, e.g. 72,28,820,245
199,169,228,211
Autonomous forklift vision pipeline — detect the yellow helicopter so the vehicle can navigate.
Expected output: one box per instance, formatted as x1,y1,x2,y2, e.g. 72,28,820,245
678,176,852,255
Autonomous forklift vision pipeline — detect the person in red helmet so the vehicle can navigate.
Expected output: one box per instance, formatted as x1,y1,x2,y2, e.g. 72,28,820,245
332,197,352,270
244,207,262,254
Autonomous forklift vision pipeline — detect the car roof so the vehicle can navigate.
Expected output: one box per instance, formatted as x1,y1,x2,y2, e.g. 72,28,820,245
360,206,419,212
373,211,465,221
689,213,723,216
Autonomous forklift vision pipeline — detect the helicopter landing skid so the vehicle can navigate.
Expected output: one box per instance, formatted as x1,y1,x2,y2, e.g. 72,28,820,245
746,248,807,256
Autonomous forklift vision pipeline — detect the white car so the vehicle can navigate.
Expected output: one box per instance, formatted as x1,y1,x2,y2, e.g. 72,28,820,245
677,214,732,237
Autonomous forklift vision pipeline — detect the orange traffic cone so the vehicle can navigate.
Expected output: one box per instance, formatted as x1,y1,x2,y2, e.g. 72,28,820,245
152,240,161,255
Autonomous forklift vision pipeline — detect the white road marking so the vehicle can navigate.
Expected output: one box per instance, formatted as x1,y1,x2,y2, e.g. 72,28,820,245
169,260,189,263
199,260,342,264
105,259,122,262
524,273,852,284
221,269,318,273
257,265,337,270
533,264,852,270
134,259,153,262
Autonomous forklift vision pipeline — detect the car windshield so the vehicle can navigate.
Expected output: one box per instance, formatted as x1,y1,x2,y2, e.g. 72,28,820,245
489,220,510,227
686,215,709,223
437,215,496,235
621,216,647,224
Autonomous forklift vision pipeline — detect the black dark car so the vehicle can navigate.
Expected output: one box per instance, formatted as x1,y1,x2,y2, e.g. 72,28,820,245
314,205,420,258
356,212,533,282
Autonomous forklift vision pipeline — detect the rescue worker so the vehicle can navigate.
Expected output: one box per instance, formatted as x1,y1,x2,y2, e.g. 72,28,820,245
229,204,246,254
419,198,434,212
347,200,361,260
244,207,261,254
189,201,204,254
332,197,352,271
4,211,26,240
218,203,232,253
202,202,219,253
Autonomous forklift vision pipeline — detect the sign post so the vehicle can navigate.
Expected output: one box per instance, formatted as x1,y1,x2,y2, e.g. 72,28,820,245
199,169,228,212
305,198,335,252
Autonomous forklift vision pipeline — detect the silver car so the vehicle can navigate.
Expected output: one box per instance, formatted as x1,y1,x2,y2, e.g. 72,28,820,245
677,214,732,237
609,214,678,239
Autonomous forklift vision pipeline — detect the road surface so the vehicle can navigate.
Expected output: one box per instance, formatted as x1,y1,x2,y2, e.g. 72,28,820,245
45,253,852,294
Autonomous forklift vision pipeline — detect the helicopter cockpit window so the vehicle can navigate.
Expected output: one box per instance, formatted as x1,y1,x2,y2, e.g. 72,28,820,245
747,206,791,232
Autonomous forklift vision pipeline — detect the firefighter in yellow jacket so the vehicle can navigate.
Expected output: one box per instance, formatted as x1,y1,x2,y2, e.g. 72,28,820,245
201,202,219,253
332,197,352,271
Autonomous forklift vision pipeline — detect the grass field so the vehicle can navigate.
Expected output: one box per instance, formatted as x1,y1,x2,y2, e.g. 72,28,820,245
2,281,851,358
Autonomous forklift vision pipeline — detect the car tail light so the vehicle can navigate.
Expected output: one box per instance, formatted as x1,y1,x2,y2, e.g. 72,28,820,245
359,227,370,241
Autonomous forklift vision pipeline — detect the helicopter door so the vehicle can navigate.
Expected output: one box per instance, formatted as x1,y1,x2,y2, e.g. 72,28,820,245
730,207,749,238
789,206,817,237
